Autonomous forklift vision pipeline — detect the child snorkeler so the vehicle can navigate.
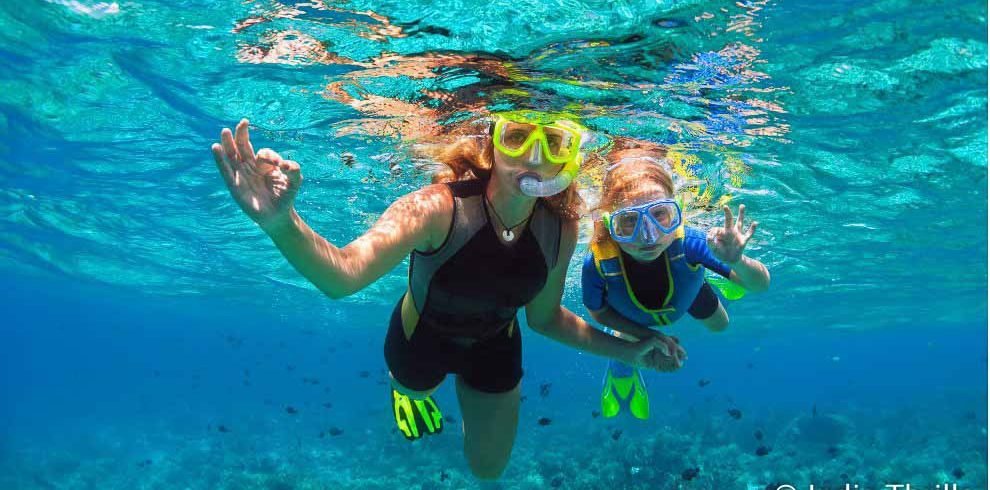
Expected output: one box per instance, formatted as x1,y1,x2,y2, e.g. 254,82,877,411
582,148,771,419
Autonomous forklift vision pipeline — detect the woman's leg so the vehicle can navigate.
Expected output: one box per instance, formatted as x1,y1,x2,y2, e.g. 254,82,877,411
385,296,448,439
455,376,521,480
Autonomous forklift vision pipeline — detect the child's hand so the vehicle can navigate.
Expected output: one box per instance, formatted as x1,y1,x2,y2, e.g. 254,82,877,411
630,334,687,372
707,204,757,264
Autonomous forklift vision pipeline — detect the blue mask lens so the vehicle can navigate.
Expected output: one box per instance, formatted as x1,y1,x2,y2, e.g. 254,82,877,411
607,199,681,243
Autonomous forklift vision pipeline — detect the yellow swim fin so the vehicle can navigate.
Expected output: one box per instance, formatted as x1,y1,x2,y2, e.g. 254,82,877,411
392,389,443,440
601,360,650,420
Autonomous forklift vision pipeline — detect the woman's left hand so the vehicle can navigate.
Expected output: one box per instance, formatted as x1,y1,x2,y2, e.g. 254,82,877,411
628,336,684,372
707,204,757,264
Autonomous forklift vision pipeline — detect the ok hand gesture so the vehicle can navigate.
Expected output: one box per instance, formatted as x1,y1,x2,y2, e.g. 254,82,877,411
707,204,757,264
211,119,302,229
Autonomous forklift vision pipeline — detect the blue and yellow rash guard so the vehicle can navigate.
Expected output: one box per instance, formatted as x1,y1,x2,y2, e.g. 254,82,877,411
582,225,731,327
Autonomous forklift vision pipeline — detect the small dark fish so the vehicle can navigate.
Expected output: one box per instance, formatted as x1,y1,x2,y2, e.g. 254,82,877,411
521,395,528,403
318,431,325,438
826,445,839,457
653,18,687,28
611,429,622,441
681,467,700,481
243,380,251,387
322,402,333,409
952,467,964,479
359,370,370,378
591,410,601,418
540,383,552,397
327,427,343,436
285,406,299,415
153,370,161,378
224,335,243,348
812,404,817,418
754,429,763,441
286,364,295,371
698,379,711,387
217,425,231,433
537,417,552,426
444,415,456,424
550,476,564,488
728,408,743,420
746,362,755,369
755,445,771,456
440,470,450,482
136,459,152,468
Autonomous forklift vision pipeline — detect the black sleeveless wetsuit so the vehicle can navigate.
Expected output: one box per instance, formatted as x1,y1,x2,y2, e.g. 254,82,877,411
384,179,561,393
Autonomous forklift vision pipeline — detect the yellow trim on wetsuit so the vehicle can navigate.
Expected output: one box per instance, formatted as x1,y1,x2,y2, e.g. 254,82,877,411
400,289,419,340
590,226,686,326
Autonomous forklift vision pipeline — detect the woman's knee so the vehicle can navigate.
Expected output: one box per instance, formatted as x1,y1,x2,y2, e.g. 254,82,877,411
456,378,520,480
466,452,510,480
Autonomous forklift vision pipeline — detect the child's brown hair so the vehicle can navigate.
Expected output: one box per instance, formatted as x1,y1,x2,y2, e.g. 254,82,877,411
593,149,675,245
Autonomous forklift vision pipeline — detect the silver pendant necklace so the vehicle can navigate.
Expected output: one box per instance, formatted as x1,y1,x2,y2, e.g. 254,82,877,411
485,194,527,242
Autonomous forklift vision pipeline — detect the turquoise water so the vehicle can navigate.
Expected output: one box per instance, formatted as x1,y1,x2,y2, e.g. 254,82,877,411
1,0,987,488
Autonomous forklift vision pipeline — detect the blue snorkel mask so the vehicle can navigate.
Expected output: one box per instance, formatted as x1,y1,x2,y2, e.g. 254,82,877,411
602,198,683,245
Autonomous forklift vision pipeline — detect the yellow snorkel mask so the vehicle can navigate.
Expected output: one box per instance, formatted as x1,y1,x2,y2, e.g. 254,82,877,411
491,110,588,197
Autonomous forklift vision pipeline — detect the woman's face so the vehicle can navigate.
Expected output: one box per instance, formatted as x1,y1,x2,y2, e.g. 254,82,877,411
491,143,566,195
611,185,677,262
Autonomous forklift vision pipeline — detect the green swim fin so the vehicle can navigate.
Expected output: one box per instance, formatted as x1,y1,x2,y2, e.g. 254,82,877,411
600,360,650,420
392,389,443,440
709,276,747,301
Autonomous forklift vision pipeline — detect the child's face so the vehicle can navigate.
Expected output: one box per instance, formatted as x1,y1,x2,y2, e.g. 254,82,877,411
612,185,678,263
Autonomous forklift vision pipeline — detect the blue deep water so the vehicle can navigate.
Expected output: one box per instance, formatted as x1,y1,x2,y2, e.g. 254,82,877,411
0,0,987,489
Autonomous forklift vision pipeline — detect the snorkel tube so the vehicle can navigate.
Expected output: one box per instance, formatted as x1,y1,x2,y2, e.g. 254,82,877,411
518,156,580,197
512,115,589,197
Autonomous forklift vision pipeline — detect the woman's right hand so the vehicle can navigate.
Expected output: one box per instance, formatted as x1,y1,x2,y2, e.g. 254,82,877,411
211,119,302,230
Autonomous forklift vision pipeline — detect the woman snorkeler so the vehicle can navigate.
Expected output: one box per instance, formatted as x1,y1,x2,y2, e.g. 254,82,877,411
210,112,675,479
582,148,771,420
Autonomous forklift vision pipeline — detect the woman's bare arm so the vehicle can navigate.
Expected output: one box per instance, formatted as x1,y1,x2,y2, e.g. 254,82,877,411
212,119,452,299
524,219,665,367
262,186,451,298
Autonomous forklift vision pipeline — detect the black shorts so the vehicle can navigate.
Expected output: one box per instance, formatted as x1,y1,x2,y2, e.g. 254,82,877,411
384,299,523,394
688,281,721,319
